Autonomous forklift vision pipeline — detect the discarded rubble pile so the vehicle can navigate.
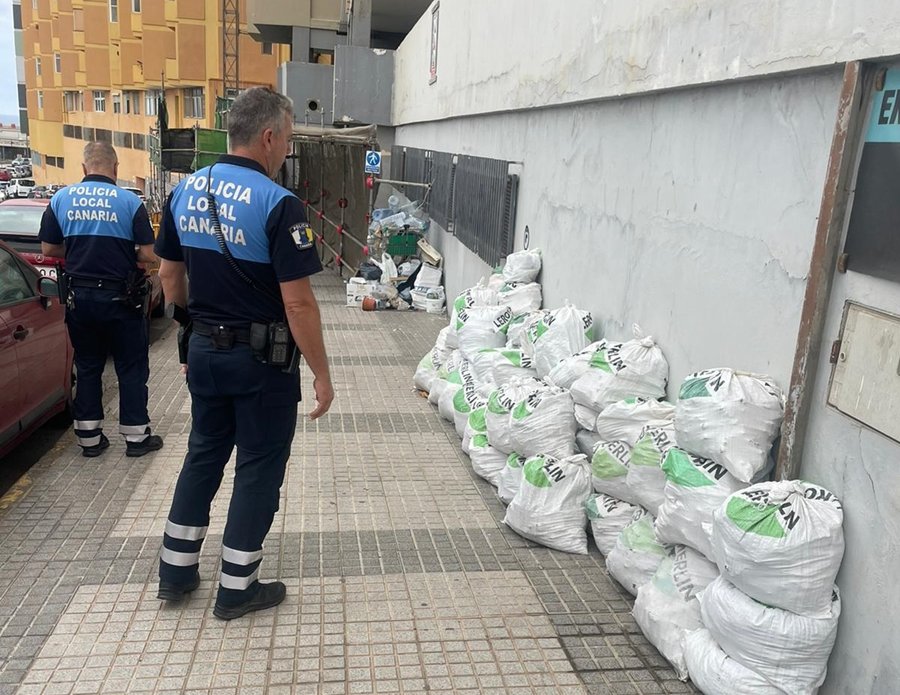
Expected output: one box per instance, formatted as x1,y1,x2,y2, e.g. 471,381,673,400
346,195,446,313
412,248,846,695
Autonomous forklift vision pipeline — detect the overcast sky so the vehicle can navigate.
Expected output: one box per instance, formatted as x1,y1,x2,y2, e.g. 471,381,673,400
0,0,19,119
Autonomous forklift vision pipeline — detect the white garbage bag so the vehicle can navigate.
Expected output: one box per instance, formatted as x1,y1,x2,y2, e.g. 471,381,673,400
654,448,747,560
674,369,784,483
485,378,548,454
575,429,604,457
438,382,462,424
574,404,600,431
710,481,844,617
684,629,784,695
700,577,841,695
508,387,578,459
529,304,596,378
452,384,485,438
606,515,669,596
569,325,669,411
498,281,543,316
504,454,592,554
497,452,527,504
447,281,501,348
468,433,509,486
506,310,546,351
434,325,452,353
632,545,720,680
414,346,444,393
486,270,506,292
590,440,638,504
502,248,542,283
594,398,675,447
584,494,647,556
470,348,536,386
428,350,463,405
626,423,677,515
455,305,514,360
546,341,607,390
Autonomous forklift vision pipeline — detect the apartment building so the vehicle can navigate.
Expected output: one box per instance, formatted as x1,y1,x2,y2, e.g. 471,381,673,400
22,0,288,189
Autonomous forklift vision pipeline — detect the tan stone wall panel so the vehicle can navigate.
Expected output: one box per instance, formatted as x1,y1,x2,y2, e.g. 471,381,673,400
177,23,206,82
177,0,205,21
57,14,74,51
83,5,109,46
85,46,111,87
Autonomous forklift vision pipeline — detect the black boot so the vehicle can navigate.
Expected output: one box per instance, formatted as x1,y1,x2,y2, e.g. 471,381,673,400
82,434,110,458
213,582,287,621
126,429,164,458
157,573,201,602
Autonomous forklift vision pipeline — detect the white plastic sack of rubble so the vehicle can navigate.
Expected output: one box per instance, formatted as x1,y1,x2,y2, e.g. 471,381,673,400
700,576,841,695
446,281,500,348
589,440,638,504
529,304,596,378
414,347,444,393
569,325,669,411
710,481,844,617
470,348,536,386
468,433,509,486
463,405,488,454
485,378,549,454
508,387,578,459
546,341,607,390
498,281,543,316
594,398,675,447
497,453,527,504
674,369,784,483
654,448,747,560
606,515,669,596
452,384,485,438
502,248,542,283
455,305,514,360
584,494,647,556
684,629,784,695
504,454,592,554
626,423,677,515
438,359,474,424
576,430,604,457
427,350,463,405
632,545,719,680
515,311,549,355
434,326,452,354
574,404,601,432
487,271,506,292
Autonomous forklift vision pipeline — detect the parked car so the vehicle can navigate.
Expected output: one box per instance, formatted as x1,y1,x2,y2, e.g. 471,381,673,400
0,169,10,182
28,185,49,199
0,199,164,315
0,239,74,459
7,178,35,199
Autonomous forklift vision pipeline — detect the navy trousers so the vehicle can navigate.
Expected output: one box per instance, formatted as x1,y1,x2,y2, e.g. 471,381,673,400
159,332,300,607
65,287,150,447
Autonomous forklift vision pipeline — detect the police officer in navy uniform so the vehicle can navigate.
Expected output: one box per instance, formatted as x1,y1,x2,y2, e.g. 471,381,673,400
38,142,164,458
154,87,333,620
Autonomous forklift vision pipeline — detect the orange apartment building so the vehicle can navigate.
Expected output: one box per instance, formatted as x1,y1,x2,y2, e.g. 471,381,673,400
22,0,288,191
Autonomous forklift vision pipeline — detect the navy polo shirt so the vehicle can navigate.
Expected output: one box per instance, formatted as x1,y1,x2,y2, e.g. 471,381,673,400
38,174,154,281
154,155,322,327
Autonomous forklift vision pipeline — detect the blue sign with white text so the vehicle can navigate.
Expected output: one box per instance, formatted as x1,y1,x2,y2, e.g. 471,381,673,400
365,150,382,174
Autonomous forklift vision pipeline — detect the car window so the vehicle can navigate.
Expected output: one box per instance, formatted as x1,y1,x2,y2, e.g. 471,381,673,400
0,206,46,238
0,247,36,305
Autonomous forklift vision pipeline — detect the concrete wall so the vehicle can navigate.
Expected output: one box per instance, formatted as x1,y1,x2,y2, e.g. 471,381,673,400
394,0,900,125
398,70,842,394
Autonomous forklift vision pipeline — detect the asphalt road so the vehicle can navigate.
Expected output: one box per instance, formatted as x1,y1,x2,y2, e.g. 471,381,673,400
0,316,171,499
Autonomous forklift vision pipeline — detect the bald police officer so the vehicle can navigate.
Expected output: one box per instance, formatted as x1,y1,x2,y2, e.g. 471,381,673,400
39,141,164,458
155,87,333,620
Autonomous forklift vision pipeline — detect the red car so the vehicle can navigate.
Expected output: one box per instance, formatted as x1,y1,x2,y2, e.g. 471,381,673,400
0,239,74,459
0,198,163,316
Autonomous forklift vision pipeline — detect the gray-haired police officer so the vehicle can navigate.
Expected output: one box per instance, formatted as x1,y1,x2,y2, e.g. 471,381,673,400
38,141,164,458
154,87,334,620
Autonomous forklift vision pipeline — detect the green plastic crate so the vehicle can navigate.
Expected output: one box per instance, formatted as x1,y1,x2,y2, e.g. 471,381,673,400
386,233,420,256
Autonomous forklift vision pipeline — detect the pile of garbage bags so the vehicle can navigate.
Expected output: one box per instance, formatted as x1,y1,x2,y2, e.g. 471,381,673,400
412,248,846,695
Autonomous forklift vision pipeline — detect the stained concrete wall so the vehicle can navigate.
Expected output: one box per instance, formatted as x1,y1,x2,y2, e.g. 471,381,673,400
400,70,842,394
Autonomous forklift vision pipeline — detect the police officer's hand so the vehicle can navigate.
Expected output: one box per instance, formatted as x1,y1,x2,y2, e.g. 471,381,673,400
308,377,334,419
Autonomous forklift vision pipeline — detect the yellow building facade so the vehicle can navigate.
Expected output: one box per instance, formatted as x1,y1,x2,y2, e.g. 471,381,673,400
22,0,288,189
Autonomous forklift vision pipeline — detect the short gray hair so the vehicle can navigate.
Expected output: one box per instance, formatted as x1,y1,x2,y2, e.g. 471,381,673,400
83,141,118,170
228,87,294,147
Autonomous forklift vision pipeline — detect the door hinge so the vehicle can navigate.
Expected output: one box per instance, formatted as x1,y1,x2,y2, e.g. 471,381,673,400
830,339,842,364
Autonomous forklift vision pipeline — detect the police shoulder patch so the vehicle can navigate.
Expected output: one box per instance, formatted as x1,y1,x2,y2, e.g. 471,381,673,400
289,223,315,250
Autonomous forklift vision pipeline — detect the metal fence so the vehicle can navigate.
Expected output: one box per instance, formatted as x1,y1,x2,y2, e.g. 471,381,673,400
390,145,518,267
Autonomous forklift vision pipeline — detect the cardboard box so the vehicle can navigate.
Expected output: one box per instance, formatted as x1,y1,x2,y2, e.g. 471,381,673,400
346,278,379,308
414,262,443,289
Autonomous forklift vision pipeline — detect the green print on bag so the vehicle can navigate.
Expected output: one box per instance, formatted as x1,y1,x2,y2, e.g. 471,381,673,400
621,516,667,556
662,448,730,488
631,426,675,468
523,456,566,488
591,442,629,479
499,350,529,368
506,452,525,469
678,370,727,399
468,407,487,433
471,433,490,449
725,494,790,539
589,348,613,373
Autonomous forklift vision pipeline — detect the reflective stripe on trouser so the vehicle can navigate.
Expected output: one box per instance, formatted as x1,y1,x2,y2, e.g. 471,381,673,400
74,419,103,448
158,335,299,599
66,287,151,448
159,520,208,581
120,423,150,443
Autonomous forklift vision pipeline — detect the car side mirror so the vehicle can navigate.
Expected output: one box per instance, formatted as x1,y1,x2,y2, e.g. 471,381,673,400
38,276,59,308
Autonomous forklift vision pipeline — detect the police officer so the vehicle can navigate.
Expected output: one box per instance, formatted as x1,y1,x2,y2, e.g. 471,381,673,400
38,142,164,458
154,87,333,620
